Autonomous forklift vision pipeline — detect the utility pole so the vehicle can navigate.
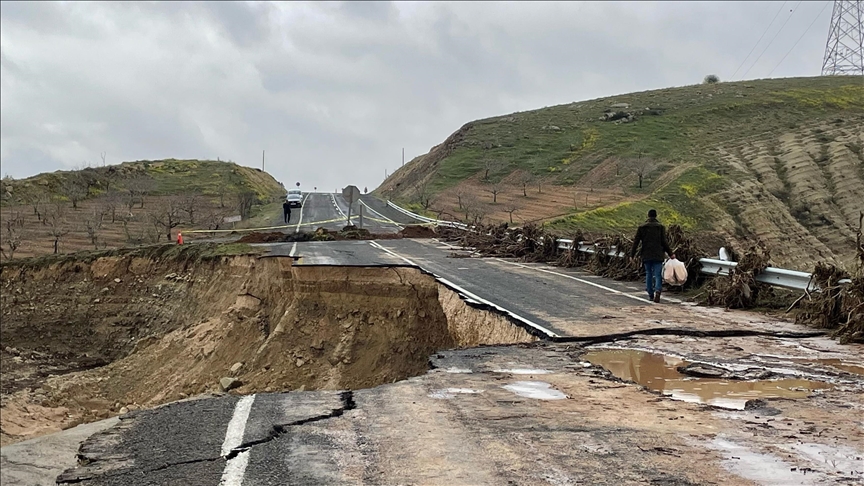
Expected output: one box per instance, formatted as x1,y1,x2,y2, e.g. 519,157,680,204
822,0,864,75
262,150,265,171
402,148,404,167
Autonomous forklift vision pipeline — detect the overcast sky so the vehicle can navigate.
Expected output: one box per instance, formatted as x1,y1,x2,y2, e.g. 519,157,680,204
0,1,835,192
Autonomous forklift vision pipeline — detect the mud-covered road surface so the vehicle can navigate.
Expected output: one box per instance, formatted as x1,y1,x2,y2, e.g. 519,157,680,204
1,238,862,485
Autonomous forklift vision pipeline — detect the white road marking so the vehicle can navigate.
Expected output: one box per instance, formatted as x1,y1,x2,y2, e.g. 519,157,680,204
289,242,298,257
218,394,256,486
221,395,255,457
368,241,558,338
358,199,404,229
494,259,652,304
294,194,309,234
219,450,251,486
331,193,348,219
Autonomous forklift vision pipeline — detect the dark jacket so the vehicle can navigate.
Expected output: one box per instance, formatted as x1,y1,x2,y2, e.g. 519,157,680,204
283,202,290,214
630,218,672,262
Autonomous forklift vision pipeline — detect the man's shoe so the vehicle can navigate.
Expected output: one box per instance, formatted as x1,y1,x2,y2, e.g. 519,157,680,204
653,291,661,303
648,293,654,301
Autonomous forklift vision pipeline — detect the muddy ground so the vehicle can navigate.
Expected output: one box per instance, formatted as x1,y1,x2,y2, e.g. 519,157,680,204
1,246,863,484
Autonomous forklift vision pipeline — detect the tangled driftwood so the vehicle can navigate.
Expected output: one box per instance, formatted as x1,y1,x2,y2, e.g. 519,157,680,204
702,243,771,308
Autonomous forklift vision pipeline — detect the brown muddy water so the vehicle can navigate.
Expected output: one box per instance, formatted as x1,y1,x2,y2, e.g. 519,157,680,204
582,349,833,410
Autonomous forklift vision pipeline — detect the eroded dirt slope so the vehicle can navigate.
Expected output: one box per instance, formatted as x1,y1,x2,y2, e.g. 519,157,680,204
0,249,534,445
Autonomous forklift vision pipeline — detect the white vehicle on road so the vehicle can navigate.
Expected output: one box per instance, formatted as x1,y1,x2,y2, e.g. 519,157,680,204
286,189,303,208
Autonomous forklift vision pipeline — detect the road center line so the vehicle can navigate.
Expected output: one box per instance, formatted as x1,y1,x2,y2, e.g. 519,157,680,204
295,194,309,234
368,242,558,338
221,394,255,457
493,259,652,304
331,193,348,219
219,449,251,486
289,242,298,257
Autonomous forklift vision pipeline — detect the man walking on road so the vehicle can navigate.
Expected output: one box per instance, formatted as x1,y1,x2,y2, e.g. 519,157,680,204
630,209,674,303
283,200,291,224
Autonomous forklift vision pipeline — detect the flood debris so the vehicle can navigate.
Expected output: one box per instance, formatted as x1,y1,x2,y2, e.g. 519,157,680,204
792,213,864,343
702,243,772,308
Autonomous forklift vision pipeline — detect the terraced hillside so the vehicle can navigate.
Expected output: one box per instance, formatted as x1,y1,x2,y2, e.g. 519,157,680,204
376,76,864,271
0,159,286,258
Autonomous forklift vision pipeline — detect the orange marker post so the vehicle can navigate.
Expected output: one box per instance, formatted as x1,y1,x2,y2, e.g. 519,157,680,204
177,232,184,245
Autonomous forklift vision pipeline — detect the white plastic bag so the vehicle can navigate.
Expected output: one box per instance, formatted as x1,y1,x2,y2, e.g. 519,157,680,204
663,258,688,285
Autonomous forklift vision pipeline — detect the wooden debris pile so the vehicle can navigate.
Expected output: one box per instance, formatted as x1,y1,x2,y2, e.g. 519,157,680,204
586,235,641,280
793,213,864,343
666,224,702,286
702,243,771,308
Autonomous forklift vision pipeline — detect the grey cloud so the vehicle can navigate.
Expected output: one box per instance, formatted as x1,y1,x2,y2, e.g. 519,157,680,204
0,1,835,191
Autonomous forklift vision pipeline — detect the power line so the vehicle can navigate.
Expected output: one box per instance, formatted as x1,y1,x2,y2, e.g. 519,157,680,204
741,1,804,79
768,2,832,77
731,1,788,80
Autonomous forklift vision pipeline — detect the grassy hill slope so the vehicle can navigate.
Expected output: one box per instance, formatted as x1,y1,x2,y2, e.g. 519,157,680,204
376,76,864,271
0,159,286,258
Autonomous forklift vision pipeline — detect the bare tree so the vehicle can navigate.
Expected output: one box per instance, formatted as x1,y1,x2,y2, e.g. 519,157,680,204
99,151,107,167
25,192,48,223
3,217,23,259
468,202,489,226
199,206,230,230
517,173,534,197
482,159,503,182
414,181,434,210
127,175,156,209
460,194,479,222
504,203,520,224
152,196,185,241
84,207,105,249
61,175,88,209
45,206,69,254
627,153,657,189
454,188,467,209
104,190,123,223
237,190,257,220
180,193,201,225
484,183,503,203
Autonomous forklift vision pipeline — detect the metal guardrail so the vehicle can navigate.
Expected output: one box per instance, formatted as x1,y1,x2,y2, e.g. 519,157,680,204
387,202,849,292
386,201,469,230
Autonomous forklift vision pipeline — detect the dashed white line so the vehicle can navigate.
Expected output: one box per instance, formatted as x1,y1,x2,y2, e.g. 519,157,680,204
219,450,251,486
331,193,348,219
289,242,298,258
493,259,652,304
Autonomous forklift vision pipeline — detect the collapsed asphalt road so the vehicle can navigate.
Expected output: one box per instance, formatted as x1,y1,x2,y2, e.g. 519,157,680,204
2,235,863,485
272,193,408,234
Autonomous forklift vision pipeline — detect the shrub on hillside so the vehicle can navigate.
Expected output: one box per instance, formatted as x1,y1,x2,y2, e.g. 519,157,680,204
703,74,720,84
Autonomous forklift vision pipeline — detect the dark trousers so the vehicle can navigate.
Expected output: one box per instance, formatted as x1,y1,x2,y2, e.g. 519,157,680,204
284,208,291,223
643,260,663,299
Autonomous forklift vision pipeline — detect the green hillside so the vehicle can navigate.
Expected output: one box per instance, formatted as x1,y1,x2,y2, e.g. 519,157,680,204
377,76,864,271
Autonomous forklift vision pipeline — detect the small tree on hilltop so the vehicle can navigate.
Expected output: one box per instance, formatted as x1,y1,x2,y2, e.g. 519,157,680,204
703,74,720,84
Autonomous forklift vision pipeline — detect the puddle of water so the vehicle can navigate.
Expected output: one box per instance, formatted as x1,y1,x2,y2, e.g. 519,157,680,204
709,437,818,485
582,349,833,410
428,388,483,399
782,442,864,476
502,381,567,400
492,368,551,375
805,359,864,376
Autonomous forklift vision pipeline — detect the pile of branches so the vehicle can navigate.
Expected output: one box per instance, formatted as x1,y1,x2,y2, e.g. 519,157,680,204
702,243,772,308
793,213,864,343
556,230,586,268
586,235,641,280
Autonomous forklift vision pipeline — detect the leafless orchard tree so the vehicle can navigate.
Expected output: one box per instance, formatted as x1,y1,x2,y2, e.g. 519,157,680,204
152,196,185,241
25,193,49,223
460,194,479,222
468,202,489,226
413,181,434,210
45,205,69,254
180,193,201,225
454,188,467,210
84,206,106,249
482,159,503,182
104,190,124,223
61,175,88,210
484,183,503,203
627,154,657,189
517,173,534,197
236,191,257,220
3,216,23,259
199,206,230,230
127,175,156,209
504,203,520,224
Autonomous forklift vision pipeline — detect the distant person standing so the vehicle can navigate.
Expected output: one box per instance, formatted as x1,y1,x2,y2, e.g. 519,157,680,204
630,209,675,303
283,200,291,224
